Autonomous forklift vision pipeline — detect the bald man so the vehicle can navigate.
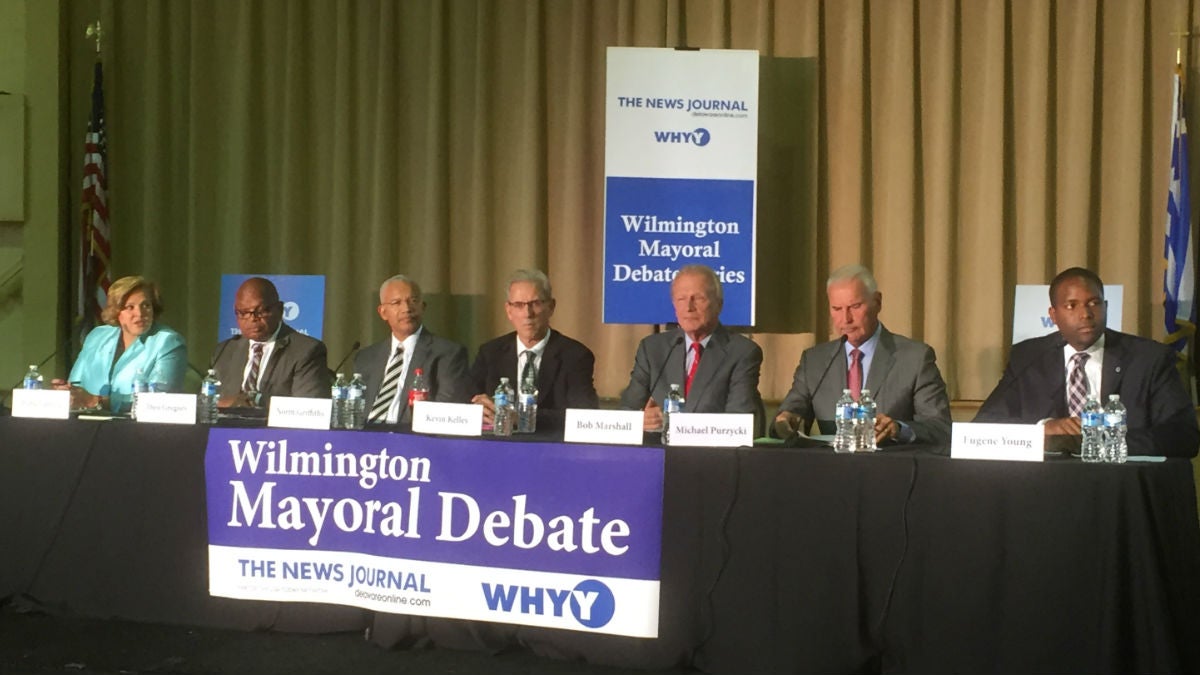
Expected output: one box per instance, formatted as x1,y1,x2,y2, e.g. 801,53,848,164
211,277,331,407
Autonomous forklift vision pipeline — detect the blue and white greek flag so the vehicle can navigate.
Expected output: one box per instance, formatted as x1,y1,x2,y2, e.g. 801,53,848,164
1164,70,1195,350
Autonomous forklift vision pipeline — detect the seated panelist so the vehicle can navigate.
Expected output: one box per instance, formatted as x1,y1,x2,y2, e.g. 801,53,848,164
211,277,330,407
355,275,470,425
53,275,187,412
619,264,763,432
469,269,599,428
975,266,1199,457
773,264,952,446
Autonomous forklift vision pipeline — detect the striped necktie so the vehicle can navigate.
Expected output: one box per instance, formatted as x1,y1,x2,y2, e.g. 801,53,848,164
369,345,404,423
1067,352,1090,417
521,350,536,387
243,342,264,393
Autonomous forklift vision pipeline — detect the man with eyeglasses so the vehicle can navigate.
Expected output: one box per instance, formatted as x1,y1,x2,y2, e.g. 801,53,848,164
355,274,470,425
975,266,1198,457
469,269,598,428
212,276,331,407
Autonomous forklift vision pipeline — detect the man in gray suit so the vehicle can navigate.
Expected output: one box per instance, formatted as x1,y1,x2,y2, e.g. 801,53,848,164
355,275,470,425
773,265,952,445
212,277,331,407
620,264,763,432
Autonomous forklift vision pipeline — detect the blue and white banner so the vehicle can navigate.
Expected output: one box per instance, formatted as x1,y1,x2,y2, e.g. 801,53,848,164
217,274,326,340
603,47,759,325
205,429,665,637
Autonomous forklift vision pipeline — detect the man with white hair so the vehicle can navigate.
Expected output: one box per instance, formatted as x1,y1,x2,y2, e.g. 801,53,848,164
773,264,952,446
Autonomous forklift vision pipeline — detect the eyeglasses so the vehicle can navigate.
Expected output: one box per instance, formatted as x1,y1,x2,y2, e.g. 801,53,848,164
507,299,546,311
235,306,276,320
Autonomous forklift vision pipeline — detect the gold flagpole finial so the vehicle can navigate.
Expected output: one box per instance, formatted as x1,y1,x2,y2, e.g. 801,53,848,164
1171,31,1191,68
85,20,102,55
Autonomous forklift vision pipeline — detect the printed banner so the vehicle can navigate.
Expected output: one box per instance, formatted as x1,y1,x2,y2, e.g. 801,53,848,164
205,429,665,637
604,47,759,325
217,274,326,340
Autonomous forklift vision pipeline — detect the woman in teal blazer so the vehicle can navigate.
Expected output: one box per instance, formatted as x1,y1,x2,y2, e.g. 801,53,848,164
54,276,187,412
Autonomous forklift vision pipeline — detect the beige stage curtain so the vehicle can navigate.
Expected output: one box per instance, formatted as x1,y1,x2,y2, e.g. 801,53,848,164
66,0,1197,403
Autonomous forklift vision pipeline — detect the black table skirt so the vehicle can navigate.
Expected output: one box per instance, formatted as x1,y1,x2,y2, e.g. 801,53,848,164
2,417,1197,674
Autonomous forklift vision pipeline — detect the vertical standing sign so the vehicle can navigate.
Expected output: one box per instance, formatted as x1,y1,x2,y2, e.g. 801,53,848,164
603,48,759,325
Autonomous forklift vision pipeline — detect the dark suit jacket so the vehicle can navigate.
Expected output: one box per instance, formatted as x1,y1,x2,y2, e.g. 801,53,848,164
469,329,599,427
975,329,1199,458
211,323,330,401
355,326,470,424
775,326,952,445
619,325,763,429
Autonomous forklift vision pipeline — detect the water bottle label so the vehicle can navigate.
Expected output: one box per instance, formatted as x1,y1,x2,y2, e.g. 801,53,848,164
201,382,219,396
495,393,508,407
521,393,536,406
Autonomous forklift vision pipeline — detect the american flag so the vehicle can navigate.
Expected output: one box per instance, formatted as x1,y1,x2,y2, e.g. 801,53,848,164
79,58,111,334
1164,67,1195,351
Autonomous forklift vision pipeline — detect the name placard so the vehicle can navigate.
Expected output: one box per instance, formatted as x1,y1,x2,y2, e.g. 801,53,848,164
951,422,1045,461
667,412,754,448
411,401,483,436
564,409,644,445
267,396,333,430
11,389,71,419
135,392,198,425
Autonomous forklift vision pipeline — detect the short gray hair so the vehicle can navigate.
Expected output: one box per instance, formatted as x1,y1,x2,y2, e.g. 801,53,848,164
675,264,723,305
506,269,552,301
826,264,877,295
378,274,422,303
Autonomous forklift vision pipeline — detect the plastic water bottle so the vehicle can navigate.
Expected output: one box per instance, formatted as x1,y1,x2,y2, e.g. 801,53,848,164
1103,394,1127,463
22,364,44,390
330,373,348,429
833,389,857,453
198,369,221,424
1080,396,1103,462
857,389,878,452
347,373,366,429
493,377,514,436
517,374,538,433
661,383,685,446
408,368,429,407
131,368,150,418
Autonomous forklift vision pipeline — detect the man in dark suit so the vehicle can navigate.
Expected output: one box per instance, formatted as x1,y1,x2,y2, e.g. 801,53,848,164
773,265,952,445
355,275,470,425
469,269,598,428
212,277,330,407
975,267,1198,457
620,264,763,431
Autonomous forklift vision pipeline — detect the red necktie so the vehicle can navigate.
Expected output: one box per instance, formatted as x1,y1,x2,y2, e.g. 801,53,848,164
685,342,702,397
848,348,863,401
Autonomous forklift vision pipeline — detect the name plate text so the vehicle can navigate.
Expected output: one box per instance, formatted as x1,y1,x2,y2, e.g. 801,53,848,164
268,396,333,430
412,401,483,436
951,422,1044,461
11,389,70,419
136,392,198,425
564,408,644,445
667,412,754,448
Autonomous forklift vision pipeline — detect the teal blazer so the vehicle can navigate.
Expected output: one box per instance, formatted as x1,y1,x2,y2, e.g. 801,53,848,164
69,323,188,412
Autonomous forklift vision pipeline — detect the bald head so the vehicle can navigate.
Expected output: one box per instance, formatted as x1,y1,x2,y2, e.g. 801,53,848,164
234,277,283,340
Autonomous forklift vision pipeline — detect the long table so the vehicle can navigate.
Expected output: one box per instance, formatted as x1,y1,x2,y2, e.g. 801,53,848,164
2,417,1197,673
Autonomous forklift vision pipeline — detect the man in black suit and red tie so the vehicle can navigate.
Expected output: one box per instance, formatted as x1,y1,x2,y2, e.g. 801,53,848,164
469,269,599,428
975,266,1198,457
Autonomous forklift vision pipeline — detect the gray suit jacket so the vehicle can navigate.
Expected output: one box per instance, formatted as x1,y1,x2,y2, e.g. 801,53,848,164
211,323,331,400
619,325,763,422
776,325,952,445
355,326,470,424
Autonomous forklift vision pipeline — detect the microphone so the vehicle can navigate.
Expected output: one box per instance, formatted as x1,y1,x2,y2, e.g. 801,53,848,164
209,334,242,369
645,335,684,405
780,339,843,442
331,341,361,376
975,334,1065,422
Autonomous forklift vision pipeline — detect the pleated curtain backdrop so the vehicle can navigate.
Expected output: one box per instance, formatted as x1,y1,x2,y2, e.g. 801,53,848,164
66,0,1198,403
